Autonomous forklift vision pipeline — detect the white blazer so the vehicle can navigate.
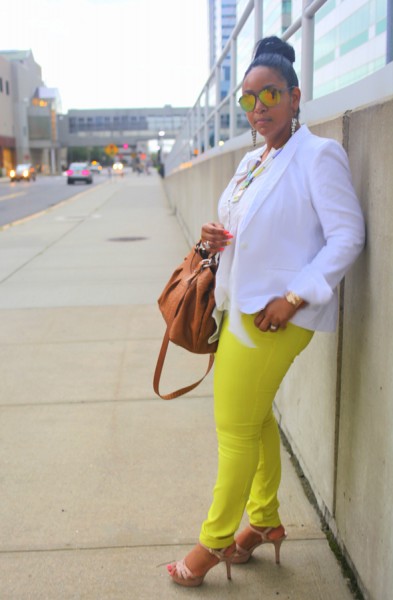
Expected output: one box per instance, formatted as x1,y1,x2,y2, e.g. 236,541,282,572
215,125,365,340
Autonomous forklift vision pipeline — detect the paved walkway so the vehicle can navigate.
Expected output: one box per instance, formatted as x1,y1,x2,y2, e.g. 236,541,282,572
0,172,355,599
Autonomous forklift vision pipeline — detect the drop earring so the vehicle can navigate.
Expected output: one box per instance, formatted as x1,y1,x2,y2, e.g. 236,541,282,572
251,128,257,147
291,117,298,136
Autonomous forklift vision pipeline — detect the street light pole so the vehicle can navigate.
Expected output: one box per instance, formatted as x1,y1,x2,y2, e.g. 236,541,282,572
158,130,165,177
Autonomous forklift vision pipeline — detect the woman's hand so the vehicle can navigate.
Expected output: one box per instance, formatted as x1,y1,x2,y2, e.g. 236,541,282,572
254,297,299,332
201,222,233,253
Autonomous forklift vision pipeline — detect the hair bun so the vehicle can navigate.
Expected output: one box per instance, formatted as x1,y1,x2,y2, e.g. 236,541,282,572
254,36,296,64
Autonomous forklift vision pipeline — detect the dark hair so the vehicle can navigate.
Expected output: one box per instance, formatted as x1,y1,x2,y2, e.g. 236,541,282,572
244,36,299,88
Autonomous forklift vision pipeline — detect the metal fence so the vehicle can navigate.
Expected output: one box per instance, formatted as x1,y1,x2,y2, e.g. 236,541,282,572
165,0,392,176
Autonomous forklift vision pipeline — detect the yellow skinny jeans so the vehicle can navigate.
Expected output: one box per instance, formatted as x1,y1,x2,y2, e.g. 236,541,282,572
199,313,313,549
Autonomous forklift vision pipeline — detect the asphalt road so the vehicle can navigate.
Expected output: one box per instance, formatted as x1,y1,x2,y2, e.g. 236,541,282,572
0,174,108,227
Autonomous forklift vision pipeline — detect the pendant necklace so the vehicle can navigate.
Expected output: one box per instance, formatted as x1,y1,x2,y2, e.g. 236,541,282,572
227,144,286,231
232,145,285,203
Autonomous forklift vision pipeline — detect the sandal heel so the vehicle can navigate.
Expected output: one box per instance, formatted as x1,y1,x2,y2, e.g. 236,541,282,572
273,537,284,564
233,524,287,565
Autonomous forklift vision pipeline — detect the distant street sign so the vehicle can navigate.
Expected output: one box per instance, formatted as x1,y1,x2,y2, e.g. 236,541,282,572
105,144,118,156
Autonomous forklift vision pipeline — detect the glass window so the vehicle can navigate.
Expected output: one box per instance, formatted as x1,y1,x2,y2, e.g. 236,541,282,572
375,0,387,35
0,78,2,92
282,0,292,16
338,4,369,46
314,28,337,69
6,80,10,95
236,12,254,85
315,56,385,97
263,3,282,36
340,30,368,56
315,0,335,22
375,18,386,35
236,0,249,17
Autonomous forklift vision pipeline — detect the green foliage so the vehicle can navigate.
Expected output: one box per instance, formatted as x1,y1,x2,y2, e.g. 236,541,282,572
67,147,88,162
67,146,108,164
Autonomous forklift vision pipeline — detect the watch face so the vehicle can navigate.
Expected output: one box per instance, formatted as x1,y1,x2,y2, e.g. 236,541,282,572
286,292,302,307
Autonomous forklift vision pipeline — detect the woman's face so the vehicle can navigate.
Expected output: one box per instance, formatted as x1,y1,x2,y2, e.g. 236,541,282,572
241,66,300,148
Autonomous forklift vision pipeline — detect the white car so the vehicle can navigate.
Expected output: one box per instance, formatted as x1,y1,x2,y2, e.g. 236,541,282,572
89,161,102,174
67,162,93,185
10,163,36,182
112,162,124,176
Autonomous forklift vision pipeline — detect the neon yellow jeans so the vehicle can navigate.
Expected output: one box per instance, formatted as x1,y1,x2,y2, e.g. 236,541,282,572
199,313,313,549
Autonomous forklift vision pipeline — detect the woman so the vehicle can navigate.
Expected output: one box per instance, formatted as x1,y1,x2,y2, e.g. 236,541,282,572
167,36,365,587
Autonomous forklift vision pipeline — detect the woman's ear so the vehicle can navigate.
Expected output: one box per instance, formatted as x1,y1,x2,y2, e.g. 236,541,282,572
291,87,301,115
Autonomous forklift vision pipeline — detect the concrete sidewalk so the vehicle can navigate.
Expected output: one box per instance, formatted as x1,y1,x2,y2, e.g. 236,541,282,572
0,173,354,599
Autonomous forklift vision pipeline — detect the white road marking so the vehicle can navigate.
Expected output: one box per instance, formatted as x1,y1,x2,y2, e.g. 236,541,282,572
0,191,27,202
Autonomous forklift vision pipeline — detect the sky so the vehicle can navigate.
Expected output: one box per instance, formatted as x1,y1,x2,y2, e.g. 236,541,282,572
2,0,210,113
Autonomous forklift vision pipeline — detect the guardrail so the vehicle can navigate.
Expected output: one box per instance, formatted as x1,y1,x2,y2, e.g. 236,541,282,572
165,0,392,176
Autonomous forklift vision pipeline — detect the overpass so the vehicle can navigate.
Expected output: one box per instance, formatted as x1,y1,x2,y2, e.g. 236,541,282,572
57,106,189,159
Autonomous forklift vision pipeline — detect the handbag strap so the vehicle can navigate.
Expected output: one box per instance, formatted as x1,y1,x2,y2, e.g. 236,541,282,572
153,326,215,400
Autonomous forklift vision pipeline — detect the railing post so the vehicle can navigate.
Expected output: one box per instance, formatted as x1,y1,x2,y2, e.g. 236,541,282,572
229,38,237,138
301,0,315,102
187,108,195,160
254,0,263,42
387,0,393,63
204,87,209,153
214,64,221,146
196,101,201,156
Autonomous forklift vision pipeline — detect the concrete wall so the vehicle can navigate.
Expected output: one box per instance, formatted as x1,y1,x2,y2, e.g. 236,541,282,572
162,97,393,600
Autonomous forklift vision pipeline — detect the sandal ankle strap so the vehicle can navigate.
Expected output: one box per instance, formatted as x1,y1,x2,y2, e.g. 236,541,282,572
199,542,232,560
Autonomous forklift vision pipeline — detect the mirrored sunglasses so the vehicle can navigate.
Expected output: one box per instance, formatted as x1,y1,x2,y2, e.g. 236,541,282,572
238,86,293,112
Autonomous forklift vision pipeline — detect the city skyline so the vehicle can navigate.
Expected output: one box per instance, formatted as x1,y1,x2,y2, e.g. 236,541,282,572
2,0,210,113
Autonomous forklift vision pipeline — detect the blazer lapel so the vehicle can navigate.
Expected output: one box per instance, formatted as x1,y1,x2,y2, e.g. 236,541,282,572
239,125,310,233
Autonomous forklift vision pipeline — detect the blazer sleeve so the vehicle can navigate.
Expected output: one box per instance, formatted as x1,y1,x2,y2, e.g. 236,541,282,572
288,140,365,305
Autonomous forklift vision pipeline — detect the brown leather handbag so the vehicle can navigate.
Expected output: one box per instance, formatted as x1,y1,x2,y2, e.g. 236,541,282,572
153,245,219,400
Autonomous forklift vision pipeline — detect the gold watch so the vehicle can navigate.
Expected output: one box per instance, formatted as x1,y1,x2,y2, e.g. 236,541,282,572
285,291,303,308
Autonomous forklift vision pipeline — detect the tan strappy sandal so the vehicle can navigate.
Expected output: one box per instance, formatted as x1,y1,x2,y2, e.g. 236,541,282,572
167,541,235,587
233,524,287,564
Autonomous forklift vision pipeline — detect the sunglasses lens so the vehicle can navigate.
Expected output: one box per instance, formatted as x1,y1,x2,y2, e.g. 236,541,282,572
239,94,256,112
259,88,281,107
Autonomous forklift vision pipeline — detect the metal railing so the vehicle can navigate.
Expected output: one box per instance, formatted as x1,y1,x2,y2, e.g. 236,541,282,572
165,0,392,176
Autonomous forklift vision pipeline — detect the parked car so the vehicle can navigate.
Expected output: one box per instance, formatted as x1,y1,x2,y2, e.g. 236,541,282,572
9,164,36,182
89,160,102,174
112,162,124,176
66,162,93,184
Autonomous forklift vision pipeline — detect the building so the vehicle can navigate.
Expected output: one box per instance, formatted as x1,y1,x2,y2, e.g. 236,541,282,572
290,0,388,98
208,0,237,99
234,0,388,99
0,55,15,175
0,50,63,174
0,49,188,173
